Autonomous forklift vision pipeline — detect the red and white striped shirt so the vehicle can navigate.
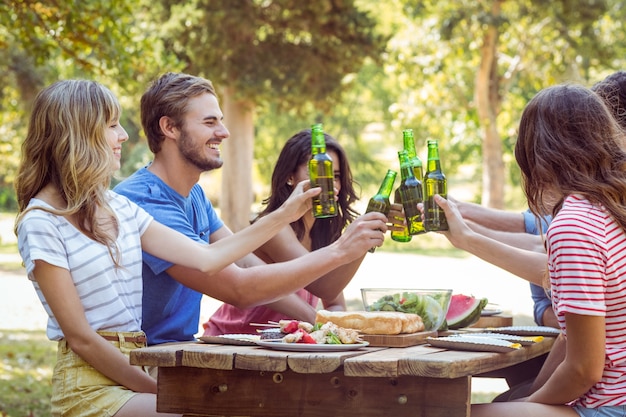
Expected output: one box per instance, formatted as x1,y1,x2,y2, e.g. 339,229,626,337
548,194,626,407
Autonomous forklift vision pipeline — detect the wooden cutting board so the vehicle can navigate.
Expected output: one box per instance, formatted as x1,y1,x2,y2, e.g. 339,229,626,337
360,330,437,347
470,313,513,329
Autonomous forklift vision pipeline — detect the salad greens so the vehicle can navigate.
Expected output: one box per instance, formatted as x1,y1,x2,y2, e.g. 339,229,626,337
368,292,444,331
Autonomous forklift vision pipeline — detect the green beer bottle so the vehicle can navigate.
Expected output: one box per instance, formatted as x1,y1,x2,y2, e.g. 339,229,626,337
423,139,449,231
309,123,337,218
366,169,397,252
397,150,426,235
403,129,424,185
390,187,412,242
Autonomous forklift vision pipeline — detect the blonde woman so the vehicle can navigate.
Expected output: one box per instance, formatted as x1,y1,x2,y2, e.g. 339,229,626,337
14,80,383,416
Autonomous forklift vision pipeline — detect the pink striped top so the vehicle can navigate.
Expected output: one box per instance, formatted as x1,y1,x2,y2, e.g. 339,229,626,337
548,194,626,407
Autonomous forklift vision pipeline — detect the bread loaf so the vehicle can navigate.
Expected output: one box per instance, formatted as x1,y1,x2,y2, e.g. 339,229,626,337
315,310,424,335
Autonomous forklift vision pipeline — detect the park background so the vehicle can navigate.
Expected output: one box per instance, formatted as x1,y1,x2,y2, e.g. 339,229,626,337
3,0,626,415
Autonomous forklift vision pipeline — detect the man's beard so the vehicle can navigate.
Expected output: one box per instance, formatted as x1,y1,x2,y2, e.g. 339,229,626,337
179,128,223,172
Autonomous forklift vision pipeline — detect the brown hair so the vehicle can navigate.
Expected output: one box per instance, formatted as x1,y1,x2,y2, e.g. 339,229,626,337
141,72,217,153
592,71,626,131
515,84,626,230
256,129,360,249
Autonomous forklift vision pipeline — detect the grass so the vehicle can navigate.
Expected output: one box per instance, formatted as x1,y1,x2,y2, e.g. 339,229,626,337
0,330,54,417
0,215,53,417
0,244,22,274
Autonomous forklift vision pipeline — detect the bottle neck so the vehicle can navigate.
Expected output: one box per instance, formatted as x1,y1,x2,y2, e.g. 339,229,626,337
401,164,415,180
397,151,414,181
403,135,417,159
378,172,397,197
311,125,326,155
426,143,441,172
427,158,441,172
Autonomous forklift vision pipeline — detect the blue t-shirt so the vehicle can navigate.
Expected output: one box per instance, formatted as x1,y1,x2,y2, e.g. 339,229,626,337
522,209,553,326
114,166,224,345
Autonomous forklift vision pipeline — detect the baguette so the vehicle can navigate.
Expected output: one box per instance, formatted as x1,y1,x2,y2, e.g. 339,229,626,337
315,310,425,335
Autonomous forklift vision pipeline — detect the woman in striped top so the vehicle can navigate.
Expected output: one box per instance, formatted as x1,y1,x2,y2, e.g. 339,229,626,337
11,80,337,417
441,83,626,417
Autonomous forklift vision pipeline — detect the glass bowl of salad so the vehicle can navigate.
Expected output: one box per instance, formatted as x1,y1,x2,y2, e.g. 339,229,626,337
361,288,452,331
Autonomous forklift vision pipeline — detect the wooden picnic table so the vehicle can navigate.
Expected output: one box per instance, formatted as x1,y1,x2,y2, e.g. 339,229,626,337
130,335,554,417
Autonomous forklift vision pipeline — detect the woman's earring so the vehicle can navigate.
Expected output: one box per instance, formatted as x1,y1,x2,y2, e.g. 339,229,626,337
287,180,293,186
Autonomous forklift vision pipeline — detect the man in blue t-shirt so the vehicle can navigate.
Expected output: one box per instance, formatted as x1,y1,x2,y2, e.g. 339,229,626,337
115,169,224,345
114,72,387,346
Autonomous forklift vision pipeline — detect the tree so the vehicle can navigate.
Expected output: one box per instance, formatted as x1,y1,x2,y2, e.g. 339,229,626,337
0,0,170,208
153,0,388,230
392,0,626,208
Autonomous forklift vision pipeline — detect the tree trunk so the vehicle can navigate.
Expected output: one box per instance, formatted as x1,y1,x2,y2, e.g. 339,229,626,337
475,0,505,209
220,87,256,232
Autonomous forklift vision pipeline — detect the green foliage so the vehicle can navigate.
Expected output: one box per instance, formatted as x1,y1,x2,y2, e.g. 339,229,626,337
385,0,626,203
158,0,388,113
0,0,165,82
253,56,394,200
0,330,54,417
0,0,180,210
2,0,626,211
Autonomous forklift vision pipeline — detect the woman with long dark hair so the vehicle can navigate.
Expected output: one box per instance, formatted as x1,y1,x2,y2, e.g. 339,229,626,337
203,128,373,335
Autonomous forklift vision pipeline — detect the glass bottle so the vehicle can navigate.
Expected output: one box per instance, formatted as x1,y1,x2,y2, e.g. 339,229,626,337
365,169,397,252
397,150,425,235
403,128,424,185
309,123,337,218
423,139,449,231
390,187,412,242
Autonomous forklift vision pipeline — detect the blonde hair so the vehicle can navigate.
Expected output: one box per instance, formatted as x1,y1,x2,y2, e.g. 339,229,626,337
15,80,121,259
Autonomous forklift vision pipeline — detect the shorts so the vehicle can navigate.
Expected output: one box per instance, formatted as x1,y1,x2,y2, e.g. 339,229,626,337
573,405,626,417
51,331,148,417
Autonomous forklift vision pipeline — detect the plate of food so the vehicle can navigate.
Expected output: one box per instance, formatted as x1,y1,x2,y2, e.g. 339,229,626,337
251,319,369,351
255,340,370,352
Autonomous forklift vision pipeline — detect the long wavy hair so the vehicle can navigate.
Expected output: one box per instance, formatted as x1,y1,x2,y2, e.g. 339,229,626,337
14,80,121,260
515,84,626,230
256,129,360,250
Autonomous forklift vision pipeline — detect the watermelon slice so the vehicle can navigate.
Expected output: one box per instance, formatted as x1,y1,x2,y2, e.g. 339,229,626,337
445,294,488,329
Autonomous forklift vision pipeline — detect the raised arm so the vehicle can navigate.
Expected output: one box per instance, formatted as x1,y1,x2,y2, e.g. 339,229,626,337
434,195,547,285
141,180,320,276
466,221,545,252
450,197,526,232
255,222,366,301
165,212,388,309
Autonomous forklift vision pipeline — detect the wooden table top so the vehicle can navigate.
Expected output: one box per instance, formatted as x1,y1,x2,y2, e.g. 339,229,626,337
130,336,555,379
131,338,555,417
